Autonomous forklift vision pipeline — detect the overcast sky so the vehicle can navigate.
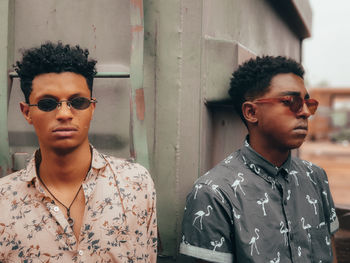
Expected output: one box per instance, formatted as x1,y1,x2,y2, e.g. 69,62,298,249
303,0,350,87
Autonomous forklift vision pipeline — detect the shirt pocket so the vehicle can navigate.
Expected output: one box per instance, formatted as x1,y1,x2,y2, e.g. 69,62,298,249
309,225,333,263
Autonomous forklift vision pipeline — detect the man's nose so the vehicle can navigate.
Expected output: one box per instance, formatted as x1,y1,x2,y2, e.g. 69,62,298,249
298,102,311,118
56,101,73,119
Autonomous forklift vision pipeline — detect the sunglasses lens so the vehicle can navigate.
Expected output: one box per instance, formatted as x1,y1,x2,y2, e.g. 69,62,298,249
70,97,91,110
306,99,318,115
289,97,318,115
287,96,303,113
37,98,58,112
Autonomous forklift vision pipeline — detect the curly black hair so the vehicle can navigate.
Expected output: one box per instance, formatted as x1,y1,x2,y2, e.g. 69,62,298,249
15,42,97,103
228,55,304,124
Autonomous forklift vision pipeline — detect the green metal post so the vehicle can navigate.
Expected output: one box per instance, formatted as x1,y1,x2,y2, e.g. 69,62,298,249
0,0,14,177
129,0,150,169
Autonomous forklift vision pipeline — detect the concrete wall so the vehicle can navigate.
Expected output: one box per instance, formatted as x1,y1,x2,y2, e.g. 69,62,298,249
143,0,312,261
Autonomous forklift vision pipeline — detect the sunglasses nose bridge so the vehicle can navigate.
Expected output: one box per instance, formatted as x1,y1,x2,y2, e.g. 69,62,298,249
56,100,72,110
296,99,313,116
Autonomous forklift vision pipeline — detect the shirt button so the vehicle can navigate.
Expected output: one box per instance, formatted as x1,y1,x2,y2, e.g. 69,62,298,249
78,250,84,256
53,206,59,212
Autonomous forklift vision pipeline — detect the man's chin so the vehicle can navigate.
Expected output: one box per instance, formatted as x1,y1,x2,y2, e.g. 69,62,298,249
52,146,77,155
49,141,80,155
289,140,306,150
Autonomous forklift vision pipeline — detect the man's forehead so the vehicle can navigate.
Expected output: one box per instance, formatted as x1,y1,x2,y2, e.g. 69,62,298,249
268,73,307,95
30,72,90,98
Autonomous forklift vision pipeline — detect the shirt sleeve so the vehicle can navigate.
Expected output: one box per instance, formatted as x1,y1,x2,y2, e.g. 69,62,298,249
180,183,234,263
318,168,339,235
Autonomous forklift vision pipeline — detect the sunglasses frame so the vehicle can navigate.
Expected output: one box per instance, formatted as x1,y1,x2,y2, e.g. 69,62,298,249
253,95,319,115
28,97,97,112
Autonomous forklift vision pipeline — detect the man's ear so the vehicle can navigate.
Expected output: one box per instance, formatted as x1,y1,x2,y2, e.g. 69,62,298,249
242,101,258,124
20,102,33,124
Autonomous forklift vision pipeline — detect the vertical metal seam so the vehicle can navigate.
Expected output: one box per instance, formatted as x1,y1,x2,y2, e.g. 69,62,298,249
0,0,12,177
174,0,184,255
197,0,205,178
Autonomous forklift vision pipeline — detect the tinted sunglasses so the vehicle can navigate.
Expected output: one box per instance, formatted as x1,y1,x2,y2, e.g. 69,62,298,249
253,95,319,115
28,97,97,112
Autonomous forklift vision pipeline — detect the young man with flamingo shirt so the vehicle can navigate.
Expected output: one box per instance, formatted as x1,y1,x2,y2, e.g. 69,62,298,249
180,56,338,263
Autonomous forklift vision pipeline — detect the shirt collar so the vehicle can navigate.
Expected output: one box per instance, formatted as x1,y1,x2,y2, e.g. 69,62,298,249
20,145,108,183
239,137,291,181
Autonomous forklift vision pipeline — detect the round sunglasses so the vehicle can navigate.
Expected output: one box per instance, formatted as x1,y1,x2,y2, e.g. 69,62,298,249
253,95,319,115
28,97,97,112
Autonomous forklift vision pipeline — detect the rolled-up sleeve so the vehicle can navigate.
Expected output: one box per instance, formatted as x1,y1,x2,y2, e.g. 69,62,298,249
180,183,234,263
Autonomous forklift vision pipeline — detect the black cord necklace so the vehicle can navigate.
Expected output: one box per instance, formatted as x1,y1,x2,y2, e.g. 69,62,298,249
37,173,87,229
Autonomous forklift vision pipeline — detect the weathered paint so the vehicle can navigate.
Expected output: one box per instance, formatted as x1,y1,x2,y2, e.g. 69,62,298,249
131,0,143,19
0,0,14,177
135,88,145,121
130,0,150,169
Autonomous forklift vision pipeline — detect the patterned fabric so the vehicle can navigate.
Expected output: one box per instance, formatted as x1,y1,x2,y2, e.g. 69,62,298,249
0,147,157,263
180,139,339,263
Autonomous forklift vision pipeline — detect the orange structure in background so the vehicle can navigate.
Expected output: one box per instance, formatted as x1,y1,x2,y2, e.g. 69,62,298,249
303,87,350,262
308,87,350,141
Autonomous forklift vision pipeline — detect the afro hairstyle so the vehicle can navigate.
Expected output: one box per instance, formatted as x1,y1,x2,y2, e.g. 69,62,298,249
15,41,97,103
228,55,304,124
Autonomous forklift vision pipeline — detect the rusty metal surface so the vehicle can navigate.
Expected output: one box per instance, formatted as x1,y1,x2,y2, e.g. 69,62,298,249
129,0,150,169
135,88,145,121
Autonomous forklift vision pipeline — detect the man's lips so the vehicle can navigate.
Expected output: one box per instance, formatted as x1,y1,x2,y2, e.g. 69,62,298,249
293,124,308,135
52,127,78,132
294,125,308,130
52,127,78,137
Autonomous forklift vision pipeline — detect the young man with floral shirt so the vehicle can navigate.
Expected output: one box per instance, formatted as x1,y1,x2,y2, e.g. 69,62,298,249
0,42,157,262
180,56,338,263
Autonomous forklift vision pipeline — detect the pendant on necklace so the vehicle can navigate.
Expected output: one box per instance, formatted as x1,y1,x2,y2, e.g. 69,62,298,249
67,209,74,228
67,217,74,228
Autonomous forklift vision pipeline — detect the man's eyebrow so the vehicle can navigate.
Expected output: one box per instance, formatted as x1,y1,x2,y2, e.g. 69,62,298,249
38,94,57,100
68,93,84,99
279,91,300,96
279,91,310,99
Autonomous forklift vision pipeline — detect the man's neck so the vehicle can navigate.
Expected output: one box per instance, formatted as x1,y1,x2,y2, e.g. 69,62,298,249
37,143,92,189
248,136,290,167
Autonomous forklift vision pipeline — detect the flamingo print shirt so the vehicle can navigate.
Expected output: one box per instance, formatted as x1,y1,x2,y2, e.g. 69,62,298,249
180,140,338,263
0,146,157,263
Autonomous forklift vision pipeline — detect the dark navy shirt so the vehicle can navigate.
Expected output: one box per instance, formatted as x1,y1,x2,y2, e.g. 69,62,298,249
180,140,339,263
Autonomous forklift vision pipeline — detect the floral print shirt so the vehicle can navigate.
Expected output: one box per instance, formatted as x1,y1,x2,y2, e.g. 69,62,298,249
180,139,338,263
0,147,157,263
